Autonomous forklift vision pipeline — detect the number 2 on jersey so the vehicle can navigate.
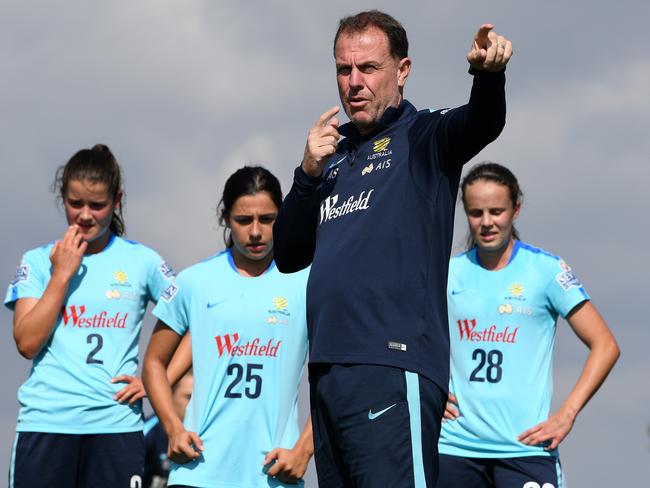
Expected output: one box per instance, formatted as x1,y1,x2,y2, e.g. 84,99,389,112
469,348,503,383
225,363,263,399
86,333,104,364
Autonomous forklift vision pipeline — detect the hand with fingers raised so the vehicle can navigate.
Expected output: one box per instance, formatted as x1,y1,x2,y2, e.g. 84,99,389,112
50,225,87,283
467,24,513,72
302,106,340,178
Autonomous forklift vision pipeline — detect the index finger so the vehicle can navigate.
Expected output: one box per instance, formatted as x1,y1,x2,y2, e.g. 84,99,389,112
474,23,494,43
61,225,78,244
315,106,340,127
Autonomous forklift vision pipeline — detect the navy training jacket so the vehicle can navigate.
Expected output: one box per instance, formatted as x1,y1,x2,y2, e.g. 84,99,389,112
274,69,506,391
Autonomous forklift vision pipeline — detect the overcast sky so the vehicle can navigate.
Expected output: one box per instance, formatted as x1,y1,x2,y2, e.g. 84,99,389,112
1,1,648,485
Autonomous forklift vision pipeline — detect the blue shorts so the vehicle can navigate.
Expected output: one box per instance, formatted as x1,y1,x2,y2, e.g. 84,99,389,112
9,431,144,488
309,363,446,488
438,454,563,488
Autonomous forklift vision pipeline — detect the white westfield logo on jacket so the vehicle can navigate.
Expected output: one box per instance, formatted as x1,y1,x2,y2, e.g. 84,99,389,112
319,190,374,224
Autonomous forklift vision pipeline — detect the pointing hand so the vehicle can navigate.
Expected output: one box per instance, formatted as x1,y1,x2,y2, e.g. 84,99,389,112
301,106,340,177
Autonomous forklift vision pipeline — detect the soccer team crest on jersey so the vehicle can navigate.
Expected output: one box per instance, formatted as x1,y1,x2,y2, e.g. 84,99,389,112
365,136,393,173
372,137,391,153
113,271,129,284
11,264,30,286
508,283,524,297
272,296,288,310
266,296,291,324
504,283,526,302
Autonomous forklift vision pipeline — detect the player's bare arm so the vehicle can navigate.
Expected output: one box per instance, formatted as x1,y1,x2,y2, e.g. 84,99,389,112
518,301,619,449
13,225,87,359
143,321,204,463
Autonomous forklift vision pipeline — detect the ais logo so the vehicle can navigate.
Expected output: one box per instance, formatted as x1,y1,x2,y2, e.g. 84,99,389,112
362,163,374,176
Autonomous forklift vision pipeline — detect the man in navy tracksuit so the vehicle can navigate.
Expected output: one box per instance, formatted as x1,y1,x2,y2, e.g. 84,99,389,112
273,10,512,487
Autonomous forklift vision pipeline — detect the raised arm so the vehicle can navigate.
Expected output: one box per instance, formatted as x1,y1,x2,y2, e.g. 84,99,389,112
436,24,512,168
274,107,340,273
518,301,620,450
143,321,203,463
13,225,86,359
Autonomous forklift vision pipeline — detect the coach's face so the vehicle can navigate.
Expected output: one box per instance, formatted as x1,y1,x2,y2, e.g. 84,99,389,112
335,27,410,135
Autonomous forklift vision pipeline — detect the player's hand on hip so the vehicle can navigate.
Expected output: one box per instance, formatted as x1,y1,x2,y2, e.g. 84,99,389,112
49,225,87,283
264,447,309,483
168,430,204,463
517,407,576,450
467,24,513,72
111,375,146,405
301,106,340,178
443,392,460,421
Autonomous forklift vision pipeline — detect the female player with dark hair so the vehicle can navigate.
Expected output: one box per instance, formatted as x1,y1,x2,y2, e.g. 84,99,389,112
143,166,313,488
437,162,620,488
5,144,175,487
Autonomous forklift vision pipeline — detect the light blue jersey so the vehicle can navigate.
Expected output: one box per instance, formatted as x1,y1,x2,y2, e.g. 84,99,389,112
153,250,309,488
5,234,174,434
439,241,589,458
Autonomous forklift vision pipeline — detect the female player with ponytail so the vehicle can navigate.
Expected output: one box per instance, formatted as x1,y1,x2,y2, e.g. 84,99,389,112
6,144,175,487
438,162,620,488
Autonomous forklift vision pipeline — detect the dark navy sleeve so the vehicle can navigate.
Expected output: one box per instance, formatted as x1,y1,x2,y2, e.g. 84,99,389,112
273,165,322,273
435,68,506,169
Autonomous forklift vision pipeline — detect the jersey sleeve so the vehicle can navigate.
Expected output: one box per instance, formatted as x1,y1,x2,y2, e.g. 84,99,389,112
146,252,176,304
152,274,188,336
433,69,506,170
545,257,590,318
4,248,49,310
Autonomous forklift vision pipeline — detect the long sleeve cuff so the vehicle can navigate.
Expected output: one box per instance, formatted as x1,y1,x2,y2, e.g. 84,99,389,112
292,165,323,197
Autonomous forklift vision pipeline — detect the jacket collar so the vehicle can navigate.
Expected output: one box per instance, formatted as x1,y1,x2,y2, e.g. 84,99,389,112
339,100,417,141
